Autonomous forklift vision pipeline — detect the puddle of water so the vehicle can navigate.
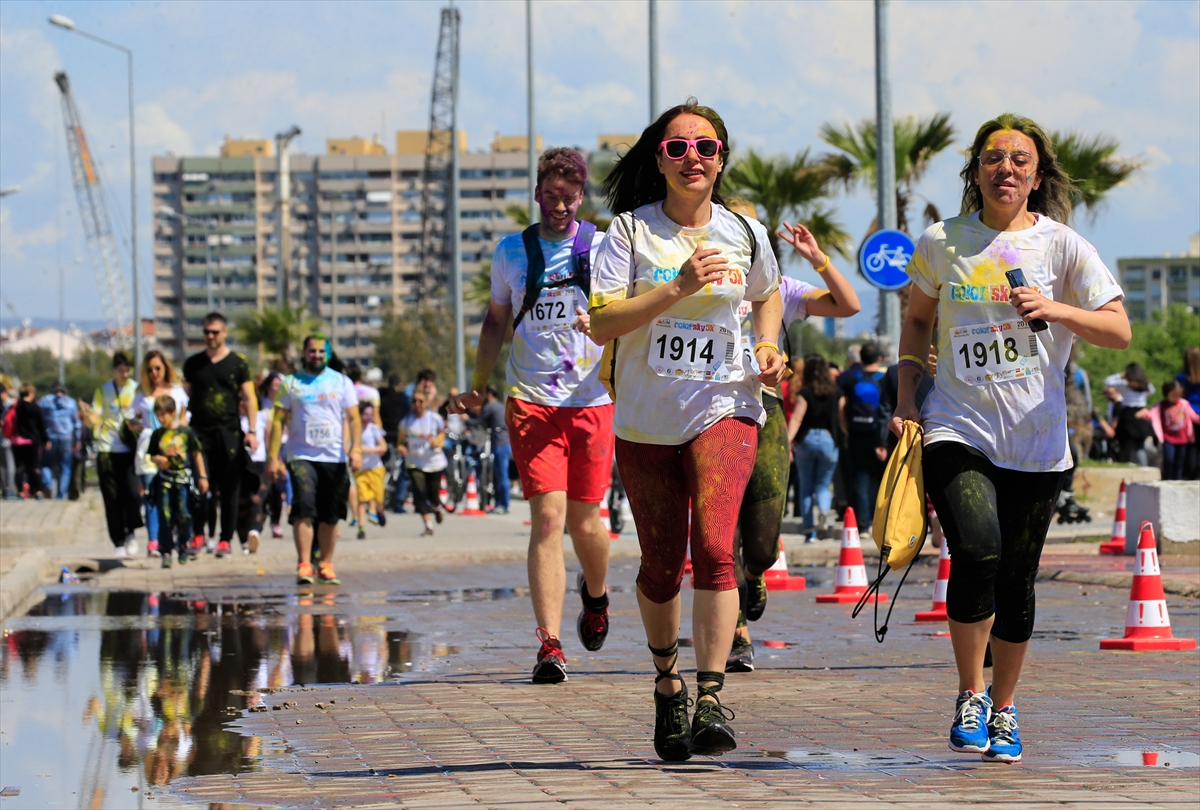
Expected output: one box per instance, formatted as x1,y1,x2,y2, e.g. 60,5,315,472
761,748,930,770
761,641,797,649
1106,750,1200,769
1,587,435,809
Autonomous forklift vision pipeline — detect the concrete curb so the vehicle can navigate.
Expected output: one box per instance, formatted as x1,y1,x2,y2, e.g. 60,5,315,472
1038,568,1200,600
0,549,55,622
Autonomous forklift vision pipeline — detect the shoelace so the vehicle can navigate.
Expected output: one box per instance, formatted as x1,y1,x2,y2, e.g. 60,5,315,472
580,609,607,635
694,697,735,723
535,628,564,661
954,694,988,731
990,710,1019,743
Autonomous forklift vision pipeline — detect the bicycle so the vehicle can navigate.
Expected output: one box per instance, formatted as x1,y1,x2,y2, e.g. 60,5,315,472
442,428,469,512
465,426,495,510
864,244,911,274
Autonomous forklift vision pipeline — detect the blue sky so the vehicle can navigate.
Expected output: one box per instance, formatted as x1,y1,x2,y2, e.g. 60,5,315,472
1,0,1197,335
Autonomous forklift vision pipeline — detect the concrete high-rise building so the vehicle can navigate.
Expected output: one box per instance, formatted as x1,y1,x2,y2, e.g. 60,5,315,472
152,133,533,366
1115,233,1200,321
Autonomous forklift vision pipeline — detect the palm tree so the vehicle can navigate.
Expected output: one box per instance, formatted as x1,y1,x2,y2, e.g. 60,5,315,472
819,112,956,233
234,304,321,372
724,148,853,264
1052,131,1142,220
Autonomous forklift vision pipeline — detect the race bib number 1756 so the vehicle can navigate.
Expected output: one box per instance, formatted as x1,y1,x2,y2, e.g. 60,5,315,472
950,318,1042,386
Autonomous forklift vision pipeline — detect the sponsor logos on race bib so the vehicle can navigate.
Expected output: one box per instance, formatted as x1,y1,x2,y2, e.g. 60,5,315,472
950,318,1042,386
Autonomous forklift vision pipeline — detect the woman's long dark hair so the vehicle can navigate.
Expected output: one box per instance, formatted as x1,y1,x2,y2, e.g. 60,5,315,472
801,353,834,397
602,97,731,216
1124,362,1149,393
959,113,1076,225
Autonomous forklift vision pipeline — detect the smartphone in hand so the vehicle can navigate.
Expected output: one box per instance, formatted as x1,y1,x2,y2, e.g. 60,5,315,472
1004,268,1048,332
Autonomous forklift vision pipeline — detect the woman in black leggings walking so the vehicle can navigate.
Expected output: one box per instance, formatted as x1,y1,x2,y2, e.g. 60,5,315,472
891,114,1129,763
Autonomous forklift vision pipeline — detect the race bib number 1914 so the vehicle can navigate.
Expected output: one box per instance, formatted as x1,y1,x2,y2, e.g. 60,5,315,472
950,318,1042,386
648,317,736,382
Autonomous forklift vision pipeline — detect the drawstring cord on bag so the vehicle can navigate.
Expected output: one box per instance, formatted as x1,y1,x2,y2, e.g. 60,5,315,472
851,422,926,643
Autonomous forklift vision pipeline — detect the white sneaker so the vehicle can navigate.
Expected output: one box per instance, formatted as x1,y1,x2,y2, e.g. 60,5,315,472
114,545,128,558
124,536,139,557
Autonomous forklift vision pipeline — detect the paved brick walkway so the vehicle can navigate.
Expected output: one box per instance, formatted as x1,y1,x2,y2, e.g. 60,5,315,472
139,559,1200,810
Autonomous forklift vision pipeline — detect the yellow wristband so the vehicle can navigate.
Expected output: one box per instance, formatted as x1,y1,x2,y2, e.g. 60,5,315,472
754,341,779,353
813,255,831,273
899,354,927,368
350,447,362,453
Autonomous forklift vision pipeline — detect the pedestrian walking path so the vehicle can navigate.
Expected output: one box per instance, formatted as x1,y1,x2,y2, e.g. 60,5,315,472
144,560,1197,809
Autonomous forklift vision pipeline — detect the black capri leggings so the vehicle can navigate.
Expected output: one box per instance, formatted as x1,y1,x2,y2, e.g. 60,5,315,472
923,441,1065,643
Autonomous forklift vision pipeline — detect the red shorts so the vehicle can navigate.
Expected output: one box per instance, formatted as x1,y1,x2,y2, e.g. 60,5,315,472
505,398,614,502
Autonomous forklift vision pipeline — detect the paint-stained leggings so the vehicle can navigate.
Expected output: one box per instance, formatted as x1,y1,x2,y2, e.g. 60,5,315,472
923,441,1065,643
734,396,788,584
616,417,758,601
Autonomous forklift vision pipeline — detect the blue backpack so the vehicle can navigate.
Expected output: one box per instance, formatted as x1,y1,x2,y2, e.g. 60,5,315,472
845,369,886,433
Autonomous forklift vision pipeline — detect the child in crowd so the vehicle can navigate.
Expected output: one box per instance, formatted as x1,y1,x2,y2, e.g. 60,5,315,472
148,395,208,567
354,402,389,539
1149,380,1200,481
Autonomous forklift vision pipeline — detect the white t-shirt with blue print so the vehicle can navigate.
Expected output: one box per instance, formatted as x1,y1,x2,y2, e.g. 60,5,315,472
490,226,610,408
275,368,359,464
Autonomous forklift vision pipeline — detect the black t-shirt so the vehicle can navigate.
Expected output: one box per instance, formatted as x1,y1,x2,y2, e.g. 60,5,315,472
183,351,250,433
378,387,409,446
148,424,200,486
797,387,840,443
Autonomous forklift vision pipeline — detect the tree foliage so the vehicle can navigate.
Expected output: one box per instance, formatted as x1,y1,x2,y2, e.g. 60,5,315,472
374,303,460,389
1075,304,1199,409
1051,131,1143,220
233,304,322,372
1,346,114,402
723,148,853,264
819,112,956,233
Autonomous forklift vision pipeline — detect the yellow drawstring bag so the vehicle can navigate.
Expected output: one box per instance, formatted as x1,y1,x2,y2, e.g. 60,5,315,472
873,420,928,570
852,420,928,641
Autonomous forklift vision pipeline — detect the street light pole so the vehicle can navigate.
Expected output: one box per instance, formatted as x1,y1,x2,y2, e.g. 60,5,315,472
525,0,537,224
450,8,464,392
648,0,659,122
874,0,900,353
48,14,141,369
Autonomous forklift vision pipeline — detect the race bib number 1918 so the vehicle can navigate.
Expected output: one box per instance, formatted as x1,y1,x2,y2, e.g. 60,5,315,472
648,317,736,382
950,318,1042,386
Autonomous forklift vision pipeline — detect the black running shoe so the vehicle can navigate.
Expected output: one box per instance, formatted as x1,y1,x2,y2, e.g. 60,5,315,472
531,628,568,684
745,576,768,622
653,682,692,762
690,698,737,757
576,572,610,652
725,637,754,673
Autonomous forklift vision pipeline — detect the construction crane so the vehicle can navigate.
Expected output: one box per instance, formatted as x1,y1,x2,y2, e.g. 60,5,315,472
54,71,132,343
414,7,460,303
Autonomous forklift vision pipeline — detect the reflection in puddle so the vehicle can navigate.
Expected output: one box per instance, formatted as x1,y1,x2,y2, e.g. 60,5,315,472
1109,750,1200,769
1,587,437,808
761,749,929,770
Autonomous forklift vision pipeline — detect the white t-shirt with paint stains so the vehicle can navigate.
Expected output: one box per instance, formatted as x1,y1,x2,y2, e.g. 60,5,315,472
907,212,1123,472
590,202,781,445
490,227,610,408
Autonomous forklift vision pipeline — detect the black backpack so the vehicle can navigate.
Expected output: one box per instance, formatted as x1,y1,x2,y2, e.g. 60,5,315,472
513,220,598,329
844,369,886,433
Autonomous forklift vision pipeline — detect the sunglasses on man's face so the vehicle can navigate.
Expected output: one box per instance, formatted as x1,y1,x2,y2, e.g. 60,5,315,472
203,329,222,337
658,138,723,160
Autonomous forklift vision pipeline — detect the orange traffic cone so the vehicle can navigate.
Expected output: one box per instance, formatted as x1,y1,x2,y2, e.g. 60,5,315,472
459,472,486,516
598,487,619,539
816,508,885,604
438,474,450,509
1100,522,1196,651
764,538,806,591
1099,480,1128,555
914,535,950,622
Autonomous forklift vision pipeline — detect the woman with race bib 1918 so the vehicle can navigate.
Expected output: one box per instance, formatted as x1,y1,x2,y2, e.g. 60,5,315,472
589,98,786,762
890,113,1129,764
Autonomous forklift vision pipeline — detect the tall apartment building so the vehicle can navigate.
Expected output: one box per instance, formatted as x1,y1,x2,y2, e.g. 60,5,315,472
1115,233,1200,321
152,132,533,366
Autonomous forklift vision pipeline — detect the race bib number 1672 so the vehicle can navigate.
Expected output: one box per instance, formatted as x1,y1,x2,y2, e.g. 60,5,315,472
950,318,1042,386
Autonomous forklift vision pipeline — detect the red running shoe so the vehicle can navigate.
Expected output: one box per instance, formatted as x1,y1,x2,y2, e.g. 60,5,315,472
531,628,567,684
214,540,232,558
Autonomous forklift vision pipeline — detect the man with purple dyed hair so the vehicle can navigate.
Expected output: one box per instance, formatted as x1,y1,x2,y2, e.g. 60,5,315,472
449,147,614,684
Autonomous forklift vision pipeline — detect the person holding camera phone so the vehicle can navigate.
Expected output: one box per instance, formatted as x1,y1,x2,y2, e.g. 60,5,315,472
890,114,1129,764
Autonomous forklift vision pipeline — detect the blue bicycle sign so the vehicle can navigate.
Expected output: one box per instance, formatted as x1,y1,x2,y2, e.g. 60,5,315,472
858,229,916,291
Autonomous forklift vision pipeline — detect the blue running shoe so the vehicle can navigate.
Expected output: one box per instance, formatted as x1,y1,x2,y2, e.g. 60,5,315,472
949,690,992,753
982,704,1022,763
